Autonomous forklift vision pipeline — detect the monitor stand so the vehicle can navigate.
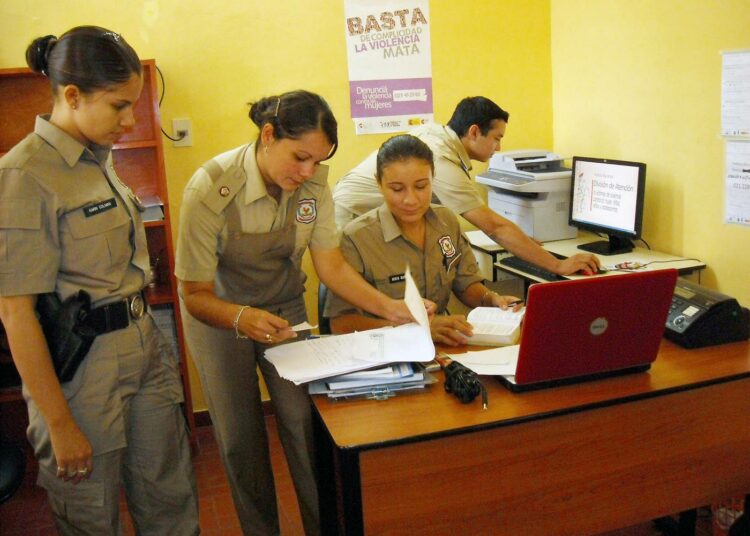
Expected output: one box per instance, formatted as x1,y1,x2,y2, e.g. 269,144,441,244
577,235,634,255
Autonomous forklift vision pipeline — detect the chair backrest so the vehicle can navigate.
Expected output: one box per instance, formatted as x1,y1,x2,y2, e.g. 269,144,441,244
0,445,26,504
317,282,331,335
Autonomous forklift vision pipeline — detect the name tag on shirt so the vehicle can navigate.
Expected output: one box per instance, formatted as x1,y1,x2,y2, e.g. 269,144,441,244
83,198,117,218
389,273,406,283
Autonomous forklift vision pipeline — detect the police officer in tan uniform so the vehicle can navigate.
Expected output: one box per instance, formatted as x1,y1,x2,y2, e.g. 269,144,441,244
175,91,430,536
0,27,198,535
326,135,522,346
333,97,601,277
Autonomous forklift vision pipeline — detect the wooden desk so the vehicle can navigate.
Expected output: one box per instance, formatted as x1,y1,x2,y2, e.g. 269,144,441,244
313,340,750,535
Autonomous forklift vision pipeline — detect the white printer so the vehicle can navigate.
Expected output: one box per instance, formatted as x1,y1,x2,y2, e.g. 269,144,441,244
476,149,577,242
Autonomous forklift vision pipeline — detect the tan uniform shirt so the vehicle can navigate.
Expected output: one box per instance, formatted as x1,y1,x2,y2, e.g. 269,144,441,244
324,204,483,318
0,115,148,303
174,143,339,284
332,123,484,219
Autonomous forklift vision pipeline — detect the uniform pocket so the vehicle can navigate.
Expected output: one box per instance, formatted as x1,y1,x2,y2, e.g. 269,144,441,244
61,204,131,270
38,467,110,533
0,199,41,270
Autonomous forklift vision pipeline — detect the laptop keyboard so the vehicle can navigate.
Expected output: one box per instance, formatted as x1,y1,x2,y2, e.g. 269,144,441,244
499,252,567,282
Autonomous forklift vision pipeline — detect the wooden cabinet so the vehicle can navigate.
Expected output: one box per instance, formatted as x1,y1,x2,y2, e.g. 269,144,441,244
0,60,195,431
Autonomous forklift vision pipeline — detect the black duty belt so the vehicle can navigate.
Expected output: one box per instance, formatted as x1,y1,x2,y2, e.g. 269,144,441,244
84,291,147,335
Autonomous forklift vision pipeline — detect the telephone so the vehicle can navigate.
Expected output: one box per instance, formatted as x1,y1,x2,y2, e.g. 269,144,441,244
665,278,749,348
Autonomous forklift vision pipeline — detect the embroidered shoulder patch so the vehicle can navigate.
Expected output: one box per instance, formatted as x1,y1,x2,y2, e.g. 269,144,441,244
438,235,456,258
296,198,317,224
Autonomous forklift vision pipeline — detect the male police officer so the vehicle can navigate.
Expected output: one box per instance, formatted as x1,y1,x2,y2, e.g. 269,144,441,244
333,96,600,276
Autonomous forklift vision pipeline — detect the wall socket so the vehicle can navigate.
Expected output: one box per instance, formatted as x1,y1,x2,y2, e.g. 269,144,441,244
172,118,193,147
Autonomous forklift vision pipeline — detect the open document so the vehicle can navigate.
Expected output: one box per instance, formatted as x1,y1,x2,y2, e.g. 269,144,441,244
265,266,434,384
465,307,525,346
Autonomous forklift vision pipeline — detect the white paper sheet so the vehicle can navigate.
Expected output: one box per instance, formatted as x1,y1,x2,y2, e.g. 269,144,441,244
265,266,435,384
291,321,317,332
404,265,430,330
447,345,520,376
725,140,750,226
722,50,750,137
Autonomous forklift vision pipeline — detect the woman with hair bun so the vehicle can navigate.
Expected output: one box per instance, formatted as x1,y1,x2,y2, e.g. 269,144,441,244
176,90,432,535
0,26,198,535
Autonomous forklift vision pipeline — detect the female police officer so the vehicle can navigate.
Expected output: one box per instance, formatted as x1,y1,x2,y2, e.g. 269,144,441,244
175,90,425,536
325,134,522,345
0,27,198,535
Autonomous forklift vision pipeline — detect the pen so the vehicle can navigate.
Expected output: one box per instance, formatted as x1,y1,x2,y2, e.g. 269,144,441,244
506,299,524,307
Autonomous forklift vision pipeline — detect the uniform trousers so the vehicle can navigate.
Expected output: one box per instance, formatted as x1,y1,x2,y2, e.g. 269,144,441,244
26,313,199,536
181,297,319,536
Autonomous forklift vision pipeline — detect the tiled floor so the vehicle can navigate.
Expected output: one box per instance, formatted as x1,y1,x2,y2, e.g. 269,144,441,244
0,416,718,535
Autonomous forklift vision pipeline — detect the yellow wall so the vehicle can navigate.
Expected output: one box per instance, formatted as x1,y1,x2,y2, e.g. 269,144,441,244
1,1,552,410
551,0,750,305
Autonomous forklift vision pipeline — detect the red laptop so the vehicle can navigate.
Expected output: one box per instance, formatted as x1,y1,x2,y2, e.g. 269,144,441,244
498,269,678,392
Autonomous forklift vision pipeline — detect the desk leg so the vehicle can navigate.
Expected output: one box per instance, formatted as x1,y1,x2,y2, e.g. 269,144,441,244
313,408,364,536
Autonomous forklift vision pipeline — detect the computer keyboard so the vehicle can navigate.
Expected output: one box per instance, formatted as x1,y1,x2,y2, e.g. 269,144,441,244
499,252,567,282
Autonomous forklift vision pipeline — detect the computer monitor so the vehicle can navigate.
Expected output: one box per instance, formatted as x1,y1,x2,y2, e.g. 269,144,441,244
569,156,646,255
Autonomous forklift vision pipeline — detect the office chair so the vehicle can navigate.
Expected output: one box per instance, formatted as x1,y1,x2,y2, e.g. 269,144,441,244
728,495,749,536
0,443,25,504
317,282,331,335
0,325,26,504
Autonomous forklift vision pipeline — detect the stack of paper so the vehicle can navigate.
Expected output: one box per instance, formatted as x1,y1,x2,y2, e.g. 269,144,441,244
140,194,164,222
326,362,422,389
265,266,435,385
308,362,437,399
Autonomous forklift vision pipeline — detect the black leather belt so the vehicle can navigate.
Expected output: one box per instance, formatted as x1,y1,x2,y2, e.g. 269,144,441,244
84,291,147,335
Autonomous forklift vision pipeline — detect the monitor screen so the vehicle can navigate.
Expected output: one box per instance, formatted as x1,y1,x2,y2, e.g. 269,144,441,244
569,156,646,255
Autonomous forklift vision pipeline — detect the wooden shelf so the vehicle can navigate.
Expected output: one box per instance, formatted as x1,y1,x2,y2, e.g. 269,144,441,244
0,387,22,403
113,139,159,150
0,60,195,433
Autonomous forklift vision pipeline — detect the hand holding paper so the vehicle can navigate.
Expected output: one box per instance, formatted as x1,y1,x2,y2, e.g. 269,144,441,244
264,264,435,384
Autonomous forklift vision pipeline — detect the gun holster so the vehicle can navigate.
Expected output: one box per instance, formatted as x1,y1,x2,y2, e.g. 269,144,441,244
36,290,97,383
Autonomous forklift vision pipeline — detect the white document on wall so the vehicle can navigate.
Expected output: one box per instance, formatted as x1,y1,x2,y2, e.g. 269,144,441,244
721,50,750,137
725,140,750,226
265,265,434,384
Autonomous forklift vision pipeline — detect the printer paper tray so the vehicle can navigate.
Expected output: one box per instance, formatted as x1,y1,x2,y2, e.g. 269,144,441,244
477,171,571,193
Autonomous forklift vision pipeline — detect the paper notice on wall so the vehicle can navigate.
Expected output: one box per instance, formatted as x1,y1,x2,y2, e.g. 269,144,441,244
721,50,750,137
343,0,434,135
725,140,750,226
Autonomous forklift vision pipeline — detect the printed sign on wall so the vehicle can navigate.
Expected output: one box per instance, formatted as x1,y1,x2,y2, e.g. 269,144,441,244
344,0,433,135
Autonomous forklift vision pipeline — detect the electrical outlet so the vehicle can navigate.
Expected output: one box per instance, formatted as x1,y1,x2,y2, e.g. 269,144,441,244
172,118,193,147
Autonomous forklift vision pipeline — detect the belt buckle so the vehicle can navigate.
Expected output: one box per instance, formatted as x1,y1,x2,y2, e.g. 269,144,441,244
129,294,145,320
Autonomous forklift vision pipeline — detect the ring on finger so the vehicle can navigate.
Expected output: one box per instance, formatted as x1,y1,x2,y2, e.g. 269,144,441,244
265,333,272,342
56,466,65,477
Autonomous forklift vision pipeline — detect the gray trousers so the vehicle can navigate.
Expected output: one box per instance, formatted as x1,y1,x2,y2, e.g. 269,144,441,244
181,298,319,536
26,313,199,536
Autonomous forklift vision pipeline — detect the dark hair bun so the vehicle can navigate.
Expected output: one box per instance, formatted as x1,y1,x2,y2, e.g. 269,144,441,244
248,96,278,128
25,35,57,75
